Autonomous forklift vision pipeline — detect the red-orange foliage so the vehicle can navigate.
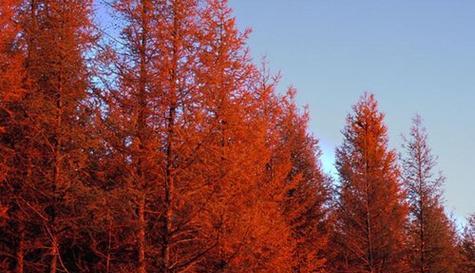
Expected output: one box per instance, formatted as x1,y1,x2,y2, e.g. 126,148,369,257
93,0,307,272
0,0,23,104
274,89,330,273
331,93,408,273
0,0,24,182
0,2,26,272
1,1,468,273
0,0,96,272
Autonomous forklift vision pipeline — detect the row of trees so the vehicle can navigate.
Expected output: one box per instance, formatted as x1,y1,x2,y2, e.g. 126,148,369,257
329,96,466,273
0,0,473,273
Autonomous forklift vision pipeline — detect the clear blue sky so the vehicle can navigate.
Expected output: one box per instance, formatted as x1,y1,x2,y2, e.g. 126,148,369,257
228,0,475,223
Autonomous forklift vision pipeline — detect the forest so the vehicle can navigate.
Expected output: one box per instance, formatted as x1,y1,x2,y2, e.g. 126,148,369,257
0,0,474,272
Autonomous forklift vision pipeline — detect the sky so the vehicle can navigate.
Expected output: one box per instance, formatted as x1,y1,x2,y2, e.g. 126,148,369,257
227,0,475,223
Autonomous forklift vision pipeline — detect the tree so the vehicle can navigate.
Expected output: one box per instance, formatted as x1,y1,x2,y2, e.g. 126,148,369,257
0,0,24,191
331,93,408,273
0,1,27,272
401,115,459,273
0,1,96,272
459,214,475,273
193,3,295,272
277,90,331,273
99,1,276,272
99,0,165,272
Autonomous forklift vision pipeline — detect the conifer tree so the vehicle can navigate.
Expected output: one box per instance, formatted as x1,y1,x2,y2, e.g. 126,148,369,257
0,1,27,272
193,2,294,272
332,93,408,273
277,90,331,273
2,1,96,272
402,115,459,273
0,0,23,187
100,0,165,272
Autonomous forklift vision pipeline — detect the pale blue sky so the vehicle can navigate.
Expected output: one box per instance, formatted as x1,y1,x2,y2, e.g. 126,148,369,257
228,0,475,223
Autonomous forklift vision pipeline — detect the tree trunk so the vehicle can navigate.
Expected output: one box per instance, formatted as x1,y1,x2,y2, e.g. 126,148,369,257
162,3,179,271
106,217,112,273
163,103,176,273
16,223,24,273
50,239,58,273
364,129,374,273
136,1,148,272
138,194,146,273
419,161,425,273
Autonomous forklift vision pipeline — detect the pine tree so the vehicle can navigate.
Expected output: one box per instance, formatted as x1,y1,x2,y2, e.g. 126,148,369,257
401,115,459,273
332,93,408,273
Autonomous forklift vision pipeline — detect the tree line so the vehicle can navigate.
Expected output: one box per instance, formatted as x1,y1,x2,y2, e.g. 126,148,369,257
0,0,474,272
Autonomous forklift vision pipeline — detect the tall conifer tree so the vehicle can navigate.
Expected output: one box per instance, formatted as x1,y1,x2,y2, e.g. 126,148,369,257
0,1,27,272
332,93,408,273
278,90,330,273
9,1,95,272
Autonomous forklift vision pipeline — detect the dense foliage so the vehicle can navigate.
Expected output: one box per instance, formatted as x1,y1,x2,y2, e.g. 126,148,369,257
0,1,472,273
